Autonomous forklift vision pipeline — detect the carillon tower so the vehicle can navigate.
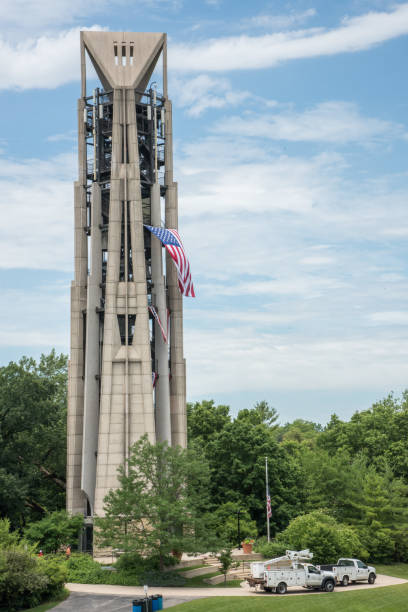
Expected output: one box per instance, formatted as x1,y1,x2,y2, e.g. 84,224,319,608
67,32,187,527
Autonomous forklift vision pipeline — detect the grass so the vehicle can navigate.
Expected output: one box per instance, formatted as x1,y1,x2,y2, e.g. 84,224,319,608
376,563,408,580
167,564,408,611
176,564,207,572
168,583,408,611
22,589,69,611
183,571,241,588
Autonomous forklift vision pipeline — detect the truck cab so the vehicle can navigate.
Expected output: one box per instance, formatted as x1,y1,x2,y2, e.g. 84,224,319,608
337,559,376,584
319,558,376,586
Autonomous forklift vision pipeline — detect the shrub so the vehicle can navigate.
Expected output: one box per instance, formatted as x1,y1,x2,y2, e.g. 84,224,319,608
359,526,395,563
273,511,366,564
115,552,176,573
24,511,83,554
138,570,187,586
0,549,48,611
39,557,68,599
0,519,20,549
254,538,287,558
65,553,105,584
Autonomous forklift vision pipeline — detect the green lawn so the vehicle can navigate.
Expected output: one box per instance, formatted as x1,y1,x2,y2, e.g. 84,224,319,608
169,583,408,611
22,589,69,611
376,563,408,580
183,571,241,588
169,564,408,611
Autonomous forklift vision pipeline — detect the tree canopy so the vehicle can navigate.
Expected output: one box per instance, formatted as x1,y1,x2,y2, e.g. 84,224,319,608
95,435,215,568
0,351,67,527
2,349,408,564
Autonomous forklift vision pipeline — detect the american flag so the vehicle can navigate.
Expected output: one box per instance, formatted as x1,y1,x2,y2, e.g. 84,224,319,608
144,225,195,297
266,489,272,519
149,305,167,343
152,372,159,387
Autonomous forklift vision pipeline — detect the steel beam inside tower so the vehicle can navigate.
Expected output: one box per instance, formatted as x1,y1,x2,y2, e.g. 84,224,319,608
67,32,187,533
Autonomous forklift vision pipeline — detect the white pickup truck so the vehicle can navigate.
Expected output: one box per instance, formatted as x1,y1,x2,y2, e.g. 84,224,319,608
248,549,336,594
263,563,336,594
318,558,376,586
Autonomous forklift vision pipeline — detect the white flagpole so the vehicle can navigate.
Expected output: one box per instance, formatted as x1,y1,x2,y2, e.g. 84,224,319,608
265,456,270,543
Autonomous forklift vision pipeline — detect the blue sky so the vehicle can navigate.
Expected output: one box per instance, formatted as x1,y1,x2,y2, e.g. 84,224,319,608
1,0,408,424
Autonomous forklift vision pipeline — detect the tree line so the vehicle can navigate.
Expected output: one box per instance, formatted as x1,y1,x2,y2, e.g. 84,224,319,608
1,351,408,562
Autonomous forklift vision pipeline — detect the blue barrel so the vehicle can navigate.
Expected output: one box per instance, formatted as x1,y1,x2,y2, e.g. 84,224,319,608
132,599,144,612
152,595,163,611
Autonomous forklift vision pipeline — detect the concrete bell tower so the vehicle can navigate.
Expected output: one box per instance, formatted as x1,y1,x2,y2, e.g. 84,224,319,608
67,32,187,529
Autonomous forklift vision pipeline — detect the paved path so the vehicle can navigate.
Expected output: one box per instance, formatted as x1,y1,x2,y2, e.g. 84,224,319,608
54,592,195,610
58,574,408,610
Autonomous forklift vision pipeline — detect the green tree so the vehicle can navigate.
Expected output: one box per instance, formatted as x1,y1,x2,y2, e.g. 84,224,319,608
95,436,215,569
207,502,257,547
187,400,231,444
24,511,84,554
318,393,408,481
276,510,365,564
236,401,279,429
0,351,67,527
217,548,238,583
278,419,322,445
202,417,305,533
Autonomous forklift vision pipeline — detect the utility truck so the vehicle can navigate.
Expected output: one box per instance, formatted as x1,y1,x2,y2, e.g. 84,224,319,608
248,549,336,594
318,558,376,586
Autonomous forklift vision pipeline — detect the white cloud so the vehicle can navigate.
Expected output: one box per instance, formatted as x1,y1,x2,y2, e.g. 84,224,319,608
0,0,107,31
217,101,404,144
0,4,407,91
0,26,104,90
382,226,408,237
178,144,341,216
0,153,74,270
369,311,408,325
185,328,408,395
171,74,251,116
300,256,335,265
0,5,407,90
170,3,408,71
243,8,317,30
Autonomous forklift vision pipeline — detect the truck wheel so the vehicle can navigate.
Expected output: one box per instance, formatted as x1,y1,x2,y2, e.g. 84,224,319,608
276,582,287,594
341,575,349,586
324,580,335,592
368,573,376,584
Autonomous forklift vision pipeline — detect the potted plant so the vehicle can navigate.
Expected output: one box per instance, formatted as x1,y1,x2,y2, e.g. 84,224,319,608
242,538,255,554
171,549,183,561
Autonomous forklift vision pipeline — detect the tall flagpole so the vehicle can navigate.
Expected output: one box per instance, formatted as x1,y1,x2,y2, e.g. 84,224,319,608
265,456,270,542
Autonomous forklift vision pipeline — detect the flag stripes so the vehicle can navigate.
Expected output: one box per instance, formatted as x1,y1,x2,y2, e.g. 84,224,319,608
144,225,195,297
149,305,168,343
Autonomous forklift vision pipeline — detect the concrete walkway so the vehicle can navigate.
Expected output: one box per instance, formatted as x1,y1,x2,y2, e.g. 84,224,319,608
56,574,408,610
53,592,195,610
